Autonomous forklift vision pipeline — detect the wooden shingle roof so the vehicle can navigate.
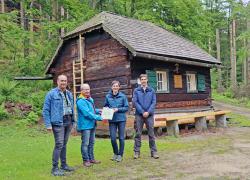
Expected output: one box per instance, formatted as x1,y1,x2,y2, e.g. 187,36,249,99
46,12,219,73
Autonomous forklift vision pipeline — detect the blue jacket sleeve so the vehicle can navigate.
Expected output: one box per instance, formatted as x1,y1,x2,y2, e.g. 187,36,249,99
77,99,102,121
147,90,156,115
133,90,144,115
118,96,129,113
104,96,109,107
42,92,52,128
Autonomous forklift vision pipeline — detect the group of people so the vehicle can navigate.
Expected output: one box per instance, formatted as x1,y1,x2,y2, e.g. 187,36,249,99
42,74,159,176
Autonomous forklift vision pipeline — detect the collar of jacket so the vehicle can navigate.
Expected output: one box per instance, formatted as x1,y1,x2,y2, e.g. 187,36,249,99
108,90,122,98
138,86,152,92
55,87,69,95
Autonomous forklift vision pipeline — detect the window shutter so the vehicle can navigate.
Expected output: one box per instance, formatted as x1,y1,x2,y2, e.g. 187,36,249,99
146,70,157,90
197,74,205,91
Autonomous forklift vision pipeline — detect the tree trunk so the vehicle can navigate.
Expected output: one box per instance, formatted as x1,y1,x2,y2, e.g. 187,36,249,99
247,18,250,85
230,19,237,89
52,0,58,21
1,0,4,13
208,37,211,54
131,0,135,16
216,28,223,92
243,38,247,85
20,1,25,28
20,1,29,57
29,1,34,43
60,6,65,37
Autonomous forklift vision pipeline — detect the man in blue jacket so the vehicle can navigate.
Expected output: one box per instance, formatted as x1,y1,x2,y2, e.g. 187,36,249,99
133,74,159,159
42,74,75,176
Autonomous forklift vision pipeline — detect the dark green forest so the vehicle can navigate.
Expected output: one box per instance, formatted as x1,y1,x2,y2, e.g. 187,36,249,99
0,0,250,122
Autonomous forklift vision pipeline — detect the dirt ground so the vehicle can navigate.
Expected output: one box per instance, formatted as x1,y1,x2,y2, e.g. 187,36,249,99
154,127,250,180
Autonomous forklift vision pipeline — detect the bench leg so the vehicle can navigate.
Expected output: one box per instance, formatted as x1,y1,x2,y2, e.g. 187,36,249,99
166,120,179,136
216,115,227,128
195,117,207,131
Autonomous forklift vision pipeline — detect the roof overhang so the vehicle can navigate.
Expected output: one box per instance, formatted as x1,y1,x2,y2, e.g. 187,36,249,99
134,52,221,68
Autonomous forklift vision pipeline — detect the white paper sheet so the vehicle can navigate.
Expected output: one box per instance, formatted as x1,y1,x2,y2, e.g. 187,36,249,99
101,107,114,120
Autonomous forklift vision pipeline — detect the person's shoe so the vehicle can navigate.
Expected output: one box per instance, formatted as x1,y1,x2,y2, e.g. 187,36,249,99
90,160,101,164
134,152,140,159
61,164,75,172
83,161,92,167
116,155,123,162
111,154,118,161
51,167,65,176
151,152,159,159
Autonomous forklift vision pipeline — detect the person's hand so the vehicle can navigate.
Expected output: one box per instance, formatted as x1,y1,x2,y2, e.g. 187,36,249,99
47,127,52,132
143,112,149,118
113,108,118,112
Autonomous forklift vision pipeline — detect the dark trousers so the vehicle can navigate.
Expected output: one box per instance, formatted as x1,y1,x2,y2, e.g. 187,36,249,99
52,124,72,168
134,115,157,153
109,121,126,156
81,129,95,162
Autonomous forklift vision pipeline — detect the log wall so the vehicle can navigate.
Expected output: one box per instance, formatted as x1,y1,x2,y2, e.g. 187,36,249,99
131,57,212,109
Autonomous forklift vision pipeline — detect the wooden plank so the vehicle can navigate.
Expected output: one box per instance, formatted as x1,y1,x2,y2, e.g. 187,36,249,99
155,110,231,122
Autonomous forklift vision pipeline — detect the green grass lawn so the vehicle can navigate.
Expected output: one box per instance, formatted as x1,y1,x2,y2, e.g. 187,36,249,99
0,114,248,180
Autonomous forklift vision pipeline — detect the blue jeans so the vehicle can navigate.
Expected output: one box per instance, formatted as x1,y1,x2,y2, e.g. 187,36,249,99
52,124,72,168
109,121,126,156
81,129,95,162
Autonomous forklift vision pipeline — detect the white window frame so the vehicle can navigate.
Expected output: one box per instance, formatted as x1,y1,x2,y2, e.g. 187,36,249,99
156,70,169,93
186,72,197,93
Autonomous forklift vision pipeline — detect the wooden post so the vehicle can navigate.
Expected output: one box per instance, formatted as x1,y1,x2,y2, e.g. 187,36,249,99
79,34,84,85
216,115,227,128
195,117,207,131
166,120,179,136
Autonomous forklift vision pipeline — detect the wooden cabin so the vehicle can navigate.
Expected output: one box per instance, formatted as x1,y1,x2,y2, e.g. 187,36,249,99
45,12,220,136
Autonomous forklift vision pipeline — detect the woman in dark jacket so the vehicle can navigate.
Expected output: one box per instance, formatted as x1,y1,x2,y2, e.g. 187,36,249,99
104,80,129,162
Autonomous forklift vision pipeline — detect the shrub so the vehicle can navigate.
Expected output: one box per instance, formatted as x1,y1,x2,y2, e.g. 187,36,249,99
0,103,9,120
16,111,39,126
0,79,18,101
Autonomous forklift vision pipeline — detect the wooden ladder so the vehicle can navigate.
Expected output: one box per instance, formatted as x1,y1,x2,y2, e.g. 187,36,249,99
72,35,85,121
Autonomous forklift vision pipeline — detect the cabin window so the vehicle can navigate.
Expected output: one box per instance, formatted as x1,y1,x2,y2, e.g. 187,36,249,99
186,72,197,92
156,71,169,92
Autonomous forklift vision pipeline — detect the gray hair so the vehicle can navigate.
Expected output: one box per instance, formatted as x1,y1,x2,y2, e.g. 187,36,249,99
80,83,90,90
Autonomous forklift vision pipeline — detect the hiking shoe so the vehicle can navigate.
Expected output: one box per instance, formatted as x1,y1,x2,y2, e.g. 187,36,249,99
61,165,75,172
51,167,65,176
90,160,101,164
116,155,123,162
83,161,92,167
111,154,118,161
134,152,140,159
151,152,159,159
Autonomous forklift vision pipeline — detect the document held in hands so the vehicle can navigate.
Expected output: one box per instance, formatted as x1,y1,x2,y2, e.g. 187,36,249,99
101,107,114,120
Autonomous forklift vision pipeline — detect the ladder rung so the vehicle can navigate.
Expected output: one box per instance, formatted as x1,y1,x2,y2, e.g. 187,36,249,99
74,77,81,80
74,70,82,73
74,84,81,87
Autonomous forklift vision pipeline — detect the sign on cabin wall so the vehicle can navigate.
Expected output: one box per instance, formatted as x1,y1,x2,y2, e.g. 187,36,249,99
174,75,183,88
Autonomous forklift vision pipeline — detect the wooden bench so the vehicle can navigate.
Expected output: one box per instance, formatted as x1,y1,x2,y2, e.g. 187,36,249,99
155,110,231,136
